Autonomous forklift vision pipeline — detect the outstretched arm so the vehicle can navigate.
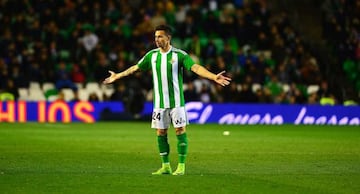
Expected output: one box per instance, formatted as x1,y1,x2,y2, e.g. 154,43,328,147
103,65,140,84
191,64,231,86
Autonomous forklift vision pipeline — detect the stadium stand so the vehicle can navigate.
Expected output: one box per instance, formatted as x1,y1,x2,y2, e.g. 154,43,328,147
0,0,358,104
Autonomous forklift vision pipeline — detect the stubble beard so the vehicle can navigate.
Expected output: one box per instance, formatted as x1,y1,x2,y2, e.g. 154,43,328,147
157,42,170,52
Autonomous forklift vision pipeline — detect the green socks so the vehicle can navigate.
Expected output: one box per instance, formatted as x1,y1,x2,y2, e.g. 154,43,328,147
157,133,188,164
157,135,170,163
176,133,188,163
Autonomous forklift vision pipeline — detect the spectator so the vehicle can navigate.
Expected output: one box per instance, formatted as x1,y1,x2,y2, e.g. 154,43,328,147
256,87,273,103
0,0,348,104
223,82,241,102
201,38,217,61
71,64,86,84
199,83,212,103
287,82,306,104
238,83,257,103
2,79,19,100
88,92,100,101
221,43,235,68
94,52,110,83
110,83,126,101
55,60,77,91
265,75,283,99
79,28,99,54
178,15,197,40
184,81,199,102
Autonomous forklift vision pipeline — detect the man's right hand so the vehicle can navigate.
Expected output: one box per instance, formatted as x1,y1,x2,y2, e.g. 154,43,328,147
103,71,118,84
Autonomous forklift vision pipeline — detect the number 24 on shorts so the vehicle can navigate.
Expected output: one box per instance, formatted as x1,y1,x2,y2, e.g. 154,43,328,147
152,112,161,121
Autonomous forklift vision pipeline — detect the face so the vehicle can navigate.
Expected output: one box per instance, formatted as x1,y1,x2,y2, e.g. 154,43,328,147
155,30,170,50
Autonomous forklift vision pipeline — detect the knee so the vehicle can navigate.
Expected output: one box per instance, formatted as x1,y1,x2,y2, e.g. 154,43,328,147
175,127,186,135
157,129,167,136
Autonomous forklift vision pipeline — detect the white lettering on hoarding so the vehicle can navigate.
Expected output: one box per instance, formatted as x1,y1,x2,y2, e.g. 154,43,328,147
219,113,283,125
294,107,359,125
349,118,360,125
186,102,212,124
315,116,327,124
186,103,359,125
199,105,212,124
338,117,348,125
294,107,306,124
186,102,204,121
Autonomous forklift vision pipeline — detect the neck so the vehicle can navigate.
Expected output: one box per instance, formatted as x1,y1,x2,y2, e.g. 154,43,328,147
160,45,171,53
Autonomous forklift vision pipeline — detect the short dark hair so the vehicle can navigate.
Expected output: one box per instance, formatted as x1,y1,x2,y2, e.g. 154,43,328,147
155,25,172,36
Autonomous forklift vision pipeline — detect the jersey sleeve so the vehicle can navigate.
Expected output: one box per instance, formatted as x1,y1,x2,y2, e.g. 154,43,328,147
137,52,151,71
182,53,195,71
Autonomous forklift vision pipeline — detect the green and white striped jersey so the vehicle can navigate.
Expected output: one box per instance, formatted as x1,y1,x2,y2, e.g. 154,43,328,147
137,46,195,108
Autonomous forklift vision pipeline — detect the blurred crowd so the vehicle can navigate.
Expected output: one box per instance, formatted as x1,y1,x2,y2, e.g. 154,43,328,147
321,0,360,104
0,0,358,105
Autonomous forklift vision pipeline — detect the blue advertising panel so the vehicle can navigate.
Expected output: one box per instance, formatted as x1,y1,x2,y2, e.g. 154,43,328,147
0,101,359,125
184,102,360,125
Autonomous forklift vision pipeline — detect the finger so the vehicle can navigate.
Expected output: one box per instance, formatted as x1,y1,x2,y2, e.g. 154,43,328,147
108,70,115,75
219,75,232,81
217,70,226,76
221,80,230,86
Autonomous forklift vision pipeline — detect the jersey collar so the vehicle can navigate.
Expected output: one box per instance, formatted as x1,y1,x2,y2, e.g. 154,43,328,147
160,46,172,54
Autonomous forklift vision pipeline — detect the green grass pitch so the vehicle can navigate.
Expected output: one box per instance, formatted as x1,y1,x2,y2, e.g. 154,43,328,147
0,122,359,194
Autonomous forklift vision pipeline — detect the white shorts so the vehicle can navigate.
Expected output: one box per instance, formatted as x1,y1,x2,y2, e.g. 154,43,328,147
151,107,189,129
